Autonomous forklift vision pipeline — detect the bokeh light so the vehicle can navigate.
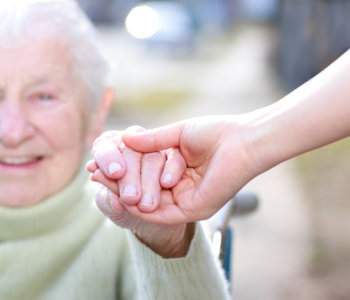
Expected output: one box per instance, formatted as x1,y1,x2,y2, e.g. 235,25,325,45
125,5,160,39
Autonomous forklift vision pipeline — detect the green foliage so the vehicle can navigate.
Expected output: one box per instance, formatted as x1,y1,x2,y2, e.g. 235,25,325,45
295,138,350,278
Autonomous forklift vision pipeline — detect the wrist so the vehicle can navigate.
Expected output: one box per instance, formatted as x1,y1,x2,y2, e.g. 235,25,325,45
133,223,195,258
238,106,289,175
236,111,271,175
239,97,308,173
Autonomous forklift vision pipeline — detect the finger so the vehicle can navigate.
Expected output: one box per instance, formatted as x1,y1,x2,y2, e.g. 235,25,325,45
161,148,187,189
138,152,165,212
118,147,142,205
122,190,190,225
121,121,185,153
85,159,98,173
92,131,126,179
95,186,126,218
91,169,119,195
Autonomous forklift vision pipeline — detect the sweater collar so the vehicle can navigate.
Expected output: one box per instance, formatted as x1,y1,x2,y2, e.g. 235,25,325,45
0,167,90,241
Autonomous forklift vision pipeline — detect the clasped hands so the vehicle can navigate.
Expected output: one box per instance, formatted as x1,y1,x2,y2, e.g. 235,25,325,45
86,128,193,257
86,117,255,257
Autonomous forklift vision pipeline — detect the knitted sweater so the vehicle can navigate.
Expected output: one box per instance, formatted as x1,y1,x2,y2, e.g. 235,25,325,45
0,168,230,300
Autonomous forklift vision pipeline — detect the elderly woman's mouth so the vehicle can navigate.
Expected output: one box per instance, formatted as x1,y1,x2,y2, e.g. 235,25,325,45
0,156,44,166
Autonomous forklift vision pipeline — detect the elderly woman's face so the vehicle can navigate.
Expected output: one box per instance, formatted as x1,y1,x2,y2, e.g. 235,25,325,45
0,36,100,207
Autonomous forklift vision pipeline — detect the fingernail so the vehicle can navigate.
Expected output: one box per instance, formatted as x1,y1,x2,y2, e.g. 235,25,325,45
141,194,153,206
162,173,173,185
123,184,137,197
109,162,122,175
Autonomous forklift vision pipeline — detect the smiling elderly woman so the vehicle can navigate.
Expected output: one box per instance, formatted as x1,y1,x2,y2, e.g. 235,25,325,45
0,1,229,299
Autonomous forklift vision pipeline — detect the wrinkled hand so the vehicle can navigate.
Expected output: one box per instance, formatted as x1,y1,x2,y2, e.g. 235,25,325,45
86,128,193,257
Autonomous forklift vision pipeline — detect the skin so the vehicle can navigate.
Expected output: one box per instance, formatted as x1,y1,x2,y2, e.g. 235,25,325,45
0,36,101,207
0,32,191,258
91,49,350,225
86,129,192,257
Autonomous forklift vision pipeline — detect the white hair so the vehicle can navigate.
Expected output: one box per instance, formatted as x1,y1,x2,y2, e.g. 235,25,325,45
0,0,110,109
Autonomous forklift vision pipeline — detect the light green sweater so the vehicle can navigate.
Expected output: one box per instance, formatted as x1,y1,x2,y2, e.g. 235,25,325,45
0,169,230,300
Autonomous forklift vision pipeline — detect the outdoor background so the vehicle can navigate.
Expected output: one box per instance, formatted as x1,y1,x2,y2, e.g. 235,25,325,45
78,0,350,299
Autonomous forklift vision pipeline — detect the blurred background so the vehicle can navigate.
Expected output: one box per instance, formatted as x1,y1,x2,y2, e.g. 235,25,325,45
77,0,350,299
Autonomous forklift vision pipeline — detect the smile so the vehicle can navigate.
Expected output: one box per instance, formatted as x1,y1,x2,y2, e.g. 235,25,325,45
0,156,43,166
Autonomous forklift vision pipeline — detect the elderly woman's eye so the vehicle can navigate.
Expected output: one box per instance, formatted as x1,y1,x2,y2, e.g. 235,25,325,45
38,93,54,101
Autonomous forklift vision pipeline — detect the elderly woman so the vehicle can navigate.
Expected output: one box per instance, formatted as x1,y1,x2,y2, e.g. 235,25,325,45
0,1,229,299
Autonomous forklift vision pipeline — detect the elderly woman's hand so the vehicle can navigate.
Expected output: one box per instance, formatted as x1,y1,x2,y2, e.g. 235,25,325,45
86,129,193,258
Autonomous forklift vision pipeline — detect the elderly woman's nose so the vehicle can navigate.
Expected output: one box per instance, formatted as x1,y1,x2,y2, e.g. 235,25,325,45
0,104,35,146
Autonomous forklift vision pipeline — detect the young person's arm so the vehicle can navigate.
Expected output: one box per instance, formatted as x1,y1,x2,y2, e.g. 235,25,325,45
118,49,350,224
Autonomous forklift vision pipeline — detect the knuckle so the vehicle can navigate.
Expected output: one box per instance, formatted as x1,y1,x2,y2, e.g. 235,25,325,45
93,131,120,148
122,147,142,161
143,152,163,165
95,187,109,207
93,131,112,146
93,169,103,181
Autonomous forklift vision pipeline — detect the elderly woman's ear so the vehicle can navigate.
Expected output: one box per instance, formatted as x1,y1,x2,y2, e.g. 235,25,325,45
86,87,114,147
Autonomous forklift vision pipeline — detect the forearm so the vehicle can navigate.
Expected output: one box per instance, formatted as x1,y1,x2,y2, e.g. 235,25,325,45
242,49,350,172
